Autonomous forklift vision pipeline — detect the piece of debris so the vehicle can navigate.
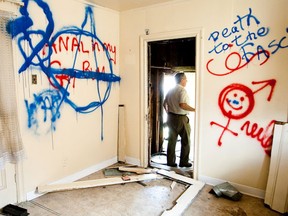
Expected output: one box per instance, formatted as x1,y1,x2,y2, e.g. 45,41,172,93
103,167,133,177
170,181,177,190
209,182,243,201
2,204,29,216
157,169,205,216
118,166,154,174
121,175,131,181
162,185,203,216
37,174,162,193
157,169,202,186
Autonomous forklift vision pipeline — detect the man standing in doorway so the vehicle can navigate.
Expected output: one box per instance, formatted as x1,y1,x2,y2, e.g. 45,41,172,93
163,72,195,167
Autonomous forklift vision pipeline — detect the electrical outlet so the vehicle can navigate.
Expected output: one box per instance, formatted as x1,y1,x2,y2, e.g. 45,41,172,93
32,74,37,84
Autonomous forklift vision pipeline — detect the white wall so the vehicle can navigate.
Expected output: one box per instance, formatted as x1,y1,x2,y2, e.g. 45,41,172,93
10,0,120,198
120,0,288,196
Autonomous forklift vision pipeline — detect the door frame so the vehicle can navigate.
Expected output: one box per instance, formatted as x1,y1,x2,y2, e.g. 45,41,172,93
140,28,202,179
0,2,26,206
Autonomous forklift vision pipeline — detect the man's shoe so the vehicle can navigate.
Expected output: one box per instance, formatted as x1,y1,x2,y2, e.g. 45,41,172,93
179,162,192,168
167,163,177,167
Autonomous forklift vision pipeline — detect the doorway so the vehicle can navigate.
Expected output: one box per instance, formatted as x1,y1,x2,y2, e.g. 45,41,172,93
147,37,196,172
139,29,201,178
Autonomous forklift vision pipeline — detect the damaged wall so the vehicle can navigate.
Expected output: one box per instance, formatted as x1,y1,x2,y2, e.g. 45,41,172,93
120,0,288,197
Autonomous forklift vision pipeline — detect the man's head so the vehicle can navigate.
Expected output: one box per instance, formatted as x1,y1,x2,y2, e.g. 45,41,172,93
175,72,187,86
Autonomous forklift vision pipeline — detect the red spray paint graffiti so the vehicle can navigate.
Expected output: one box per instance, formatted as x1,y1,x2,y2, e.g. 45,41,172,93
206,8,284,156
240,120,275,156
42,35,117,89
42,35,117,64
206,50,270,76
210,79,276,154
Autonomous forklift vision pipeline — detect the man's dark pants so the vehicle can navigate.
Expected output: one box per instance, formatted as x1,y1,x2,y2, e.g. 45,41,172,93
166,113,191,165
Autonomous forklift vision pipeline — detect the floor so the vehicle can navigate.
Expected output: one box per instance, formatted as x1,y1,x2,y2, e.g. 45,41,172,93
151,138,193,168
2,163,284,216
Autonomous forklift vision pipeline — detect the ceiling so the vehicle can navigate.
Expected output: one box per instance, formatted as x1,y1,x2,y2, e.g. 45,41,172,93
86,0,176,11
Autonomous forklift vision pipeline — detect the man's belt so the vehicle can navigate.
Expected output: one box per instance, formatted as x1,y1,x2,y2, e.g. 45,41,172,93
168,112,186,116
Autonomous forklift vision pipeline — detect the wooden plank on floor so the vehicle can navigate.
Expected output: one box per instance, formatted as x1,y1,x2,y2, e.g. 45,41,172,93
157,169,203,186
118,166,153,174
157,170,205,216
37,174,162,193
162,185,202,216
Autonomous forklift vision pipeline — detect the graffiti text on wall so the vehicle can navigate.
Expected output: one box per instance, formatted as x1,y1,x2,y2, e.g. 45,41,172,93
207,8,288,76
206,8,283,155
7,0,121,139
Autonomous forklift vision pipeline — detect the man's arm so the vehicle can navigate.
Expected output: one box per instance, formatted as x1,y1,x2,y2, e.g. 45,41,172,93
179,103,195,112
163,100,168,113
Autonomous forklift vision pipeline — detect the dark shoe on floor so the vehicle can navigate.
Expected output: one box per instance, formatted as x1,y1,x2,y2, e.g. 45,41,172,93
167,163,177,167
179,162,192,168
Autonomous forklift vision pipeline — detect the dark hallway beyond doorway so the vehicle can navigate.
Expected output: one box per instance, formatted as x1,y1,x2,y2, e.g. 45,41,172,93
147,37,196,169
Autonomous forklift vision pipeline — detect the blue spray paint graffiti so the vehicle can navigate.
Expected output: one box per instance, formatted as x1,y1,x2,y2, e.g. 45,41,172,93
208,8,270,63
7,0,121,139
25,89,62,134
206,8,288,76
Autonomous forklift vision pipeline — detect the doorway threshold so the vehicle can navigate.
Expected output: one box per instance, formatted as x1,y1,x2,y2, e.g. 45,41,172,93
150,161,193,178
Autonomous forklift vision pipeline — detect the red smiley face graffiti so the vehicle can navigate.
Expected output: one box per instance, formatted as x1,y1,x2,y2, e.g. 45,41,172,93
219,83,255,120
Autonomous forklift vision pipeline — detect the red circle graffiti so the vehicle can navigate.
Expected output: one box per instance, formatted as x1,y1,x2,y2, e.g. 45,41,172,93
225,52,242,71
218,83,255,120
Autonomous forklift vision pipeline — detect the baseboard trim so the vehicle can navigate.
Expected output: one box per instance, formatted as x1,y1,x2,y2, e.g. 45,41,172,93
26,157,117,201
198,175,265,199
125,156,140,166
